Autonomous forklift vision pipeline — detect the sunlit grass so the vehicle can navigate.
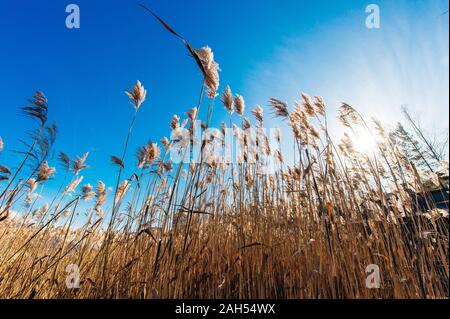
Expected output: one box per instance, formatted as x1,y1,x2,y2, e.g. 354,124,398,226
0,15,448,298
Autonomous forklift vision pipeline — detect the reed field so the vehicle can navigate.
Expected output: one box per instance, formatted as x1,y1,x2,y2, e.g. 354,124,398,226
0,11,448,299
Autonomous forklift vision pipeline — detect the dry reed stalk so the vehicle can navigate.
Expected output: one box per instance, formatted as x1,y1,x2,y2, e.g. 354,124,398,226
0,8,448,299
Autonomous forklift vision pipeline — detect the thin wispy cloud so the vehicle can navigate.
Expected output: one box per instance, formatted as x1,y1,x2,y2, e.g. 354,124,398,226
243,1,449,144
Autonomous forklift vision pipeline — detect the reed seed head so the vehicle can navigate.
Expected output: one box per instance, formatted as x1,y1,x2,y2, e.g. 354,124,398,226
252,105,264,124
221,86,234,114
234,94,245,116
37,161,56,182
269,98,289,118
125,80,147,110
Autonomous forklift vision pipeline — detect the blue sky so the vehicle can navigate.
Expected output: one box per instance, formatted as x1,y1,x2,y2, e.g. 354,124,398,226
0,0,448,202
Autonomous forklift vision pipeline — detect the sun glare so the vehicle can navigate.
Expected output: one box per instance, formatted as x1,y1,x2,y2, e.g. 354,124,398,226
353,129,378,154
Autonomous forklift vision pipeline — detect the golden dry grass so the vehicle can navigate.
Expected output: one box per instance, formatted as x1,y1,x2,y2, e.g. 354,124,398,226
0,15,448,298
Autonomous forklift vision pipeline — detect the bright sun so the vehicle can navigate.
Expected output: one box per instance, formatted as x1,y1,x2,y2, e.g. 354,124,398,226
353,129,378,154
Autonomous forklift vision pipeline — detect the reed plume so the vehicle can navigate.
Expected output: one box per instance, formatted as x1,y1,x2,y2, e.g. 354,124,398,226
0,10,447,300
